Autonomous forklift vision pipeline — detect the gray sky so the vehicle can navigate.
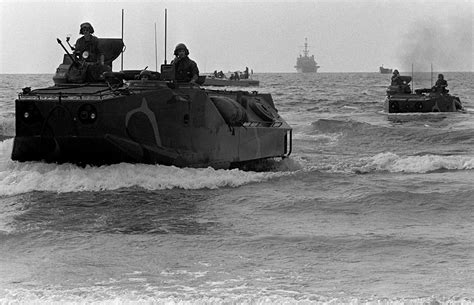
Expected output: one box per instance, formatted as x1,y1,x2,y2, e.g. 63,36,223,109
1,0,473,73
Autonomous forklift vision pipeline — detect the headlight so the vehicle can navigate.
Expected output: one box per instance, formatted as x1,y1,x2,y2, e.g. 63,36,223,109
77,104,97,124
19,102,42,123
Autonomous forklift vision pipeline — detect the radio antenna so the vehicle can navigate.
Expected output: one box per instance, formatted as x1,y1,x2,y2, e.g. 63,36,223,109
154,22,158,71
164,8,167,64
430,63,433,88
121,9,124,71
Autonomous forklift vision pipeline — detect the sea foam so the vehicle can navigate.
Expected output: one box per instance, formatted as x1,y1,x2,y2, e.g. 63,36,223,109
358,152,474,173
0,139,292,195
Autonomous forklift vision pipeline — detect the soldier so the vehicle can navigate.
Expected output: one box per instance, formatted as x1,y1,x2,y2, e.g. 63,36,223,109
391,69,403,86
434,74,448,93
74,22,104,65
171,43,199,84
70,22,109,82
243,67,249,79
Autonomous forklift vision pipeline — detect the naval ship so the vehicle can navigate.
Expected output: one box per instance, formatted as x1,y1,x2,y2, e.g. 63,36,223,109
379,65,393,74
295,38,320,73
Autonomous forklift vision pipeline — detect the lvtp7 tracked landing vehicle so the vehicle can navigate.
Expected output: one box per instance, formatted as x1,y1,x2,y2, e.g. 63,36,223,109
11,37,292,169
384,75,463,113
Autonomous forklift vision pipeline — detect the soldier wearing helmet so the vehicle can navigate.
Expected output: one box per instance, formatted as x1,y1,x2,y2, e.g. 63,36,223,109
391,69,402,86
74,22,104,65
434,73,448,93
171,43,199,84
67,22,110,83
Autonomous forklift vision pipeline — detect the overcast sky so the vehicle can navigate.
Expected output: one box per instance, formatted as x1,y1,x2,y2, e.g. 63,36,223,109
1,0,472,74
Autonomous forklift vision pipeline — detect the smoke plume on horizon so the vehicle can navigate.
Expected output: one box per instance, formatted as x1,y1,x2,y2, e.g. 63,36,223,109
397,14,473,72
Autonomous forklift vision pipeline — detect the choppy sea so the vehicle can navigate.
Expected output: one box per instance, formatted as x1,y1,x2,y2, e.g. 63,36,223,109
0,72,473,304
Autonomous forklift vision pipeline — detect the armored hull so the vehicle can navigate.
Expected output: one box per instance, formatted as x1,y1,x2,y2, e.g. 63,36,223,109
385,87,463,114
12,80,292,168
202,77,260,87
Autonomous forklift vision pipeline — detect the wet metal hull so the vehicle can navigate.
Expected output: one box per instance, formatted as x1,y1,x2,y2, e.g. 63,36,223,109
202,78,260,87
12,82,291,168
384,92,463,113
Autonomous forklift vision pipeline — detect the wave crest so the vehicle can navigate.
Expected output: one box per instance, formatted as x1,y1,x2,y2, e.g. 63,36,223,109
356,152,474,173
0,139,294,195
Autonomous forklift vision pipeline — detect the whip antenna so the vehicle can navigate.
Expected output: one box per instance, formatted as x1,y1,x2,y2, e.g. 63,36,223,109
121,9,124,71
431,63,433,88
164,8,167,64
154,22,158,71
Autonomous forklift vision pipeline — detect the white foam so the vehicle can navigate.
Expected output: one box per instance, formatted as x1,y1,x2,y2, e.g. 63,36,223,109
0,115,15,137
0,287,466,305
0,139,293,195
358,152,474,173
293,132,341,145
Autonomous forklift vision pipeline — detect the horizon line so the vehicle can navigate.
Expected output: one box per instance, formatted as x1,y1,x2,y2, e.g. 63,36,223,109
1,71,473,75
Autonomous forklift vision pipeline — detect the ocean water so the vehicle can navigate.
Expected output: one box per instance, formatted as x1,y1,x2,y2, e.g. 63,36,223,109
0,72,473,304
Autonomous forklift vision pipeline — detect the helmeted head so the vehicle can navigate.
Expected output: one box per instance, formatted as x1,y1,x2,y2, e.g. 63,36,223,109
174,43,189,56
139,70,152,80
80,22,95,35
438,73,444,79
393,69,399,75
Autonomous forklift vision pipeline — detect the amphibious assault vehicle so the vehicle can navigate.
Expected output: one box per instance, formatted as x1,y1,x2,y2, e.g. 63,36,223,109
11,38,292,169
202,77,260,87
384,75,463,113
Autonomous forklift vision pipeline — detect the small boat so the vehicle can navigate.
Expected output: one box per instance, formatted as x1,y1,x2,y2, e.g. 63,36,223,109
11,36,291,169
202,76,260,87
379,65,393,74
384,76,463,113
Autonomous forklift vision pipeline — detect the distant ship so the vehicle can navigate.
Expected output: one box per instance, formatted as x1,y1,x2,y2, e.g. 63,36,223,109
379,65,393,74
295,38,320,73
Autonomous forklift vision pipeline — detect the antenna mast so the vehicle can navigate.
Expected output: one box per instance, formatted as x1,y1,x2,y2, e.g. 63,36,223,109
304,37,309,57
121,9,124,71
154,22,158,71
164,9,167,64
430,63,433,88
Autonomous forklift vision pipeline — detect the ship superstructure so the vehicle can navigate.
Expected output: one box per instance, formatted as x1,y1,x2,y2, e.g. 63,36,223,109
379,65,393,74
295,38,320,73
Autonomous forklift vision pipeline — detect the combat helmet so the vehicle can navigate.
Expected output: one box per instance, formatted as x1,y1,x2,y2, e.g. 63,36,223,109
80,22,95,35
174,43,189,56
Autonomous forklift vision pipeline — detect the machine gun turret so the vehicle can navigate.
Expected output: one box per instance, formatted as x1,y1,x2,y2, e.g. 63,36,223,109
53,37,124,84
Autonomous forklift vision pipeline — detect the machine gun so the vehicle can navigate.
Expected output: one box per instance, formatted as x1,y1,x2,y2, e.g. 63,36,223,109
56,38,82,66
